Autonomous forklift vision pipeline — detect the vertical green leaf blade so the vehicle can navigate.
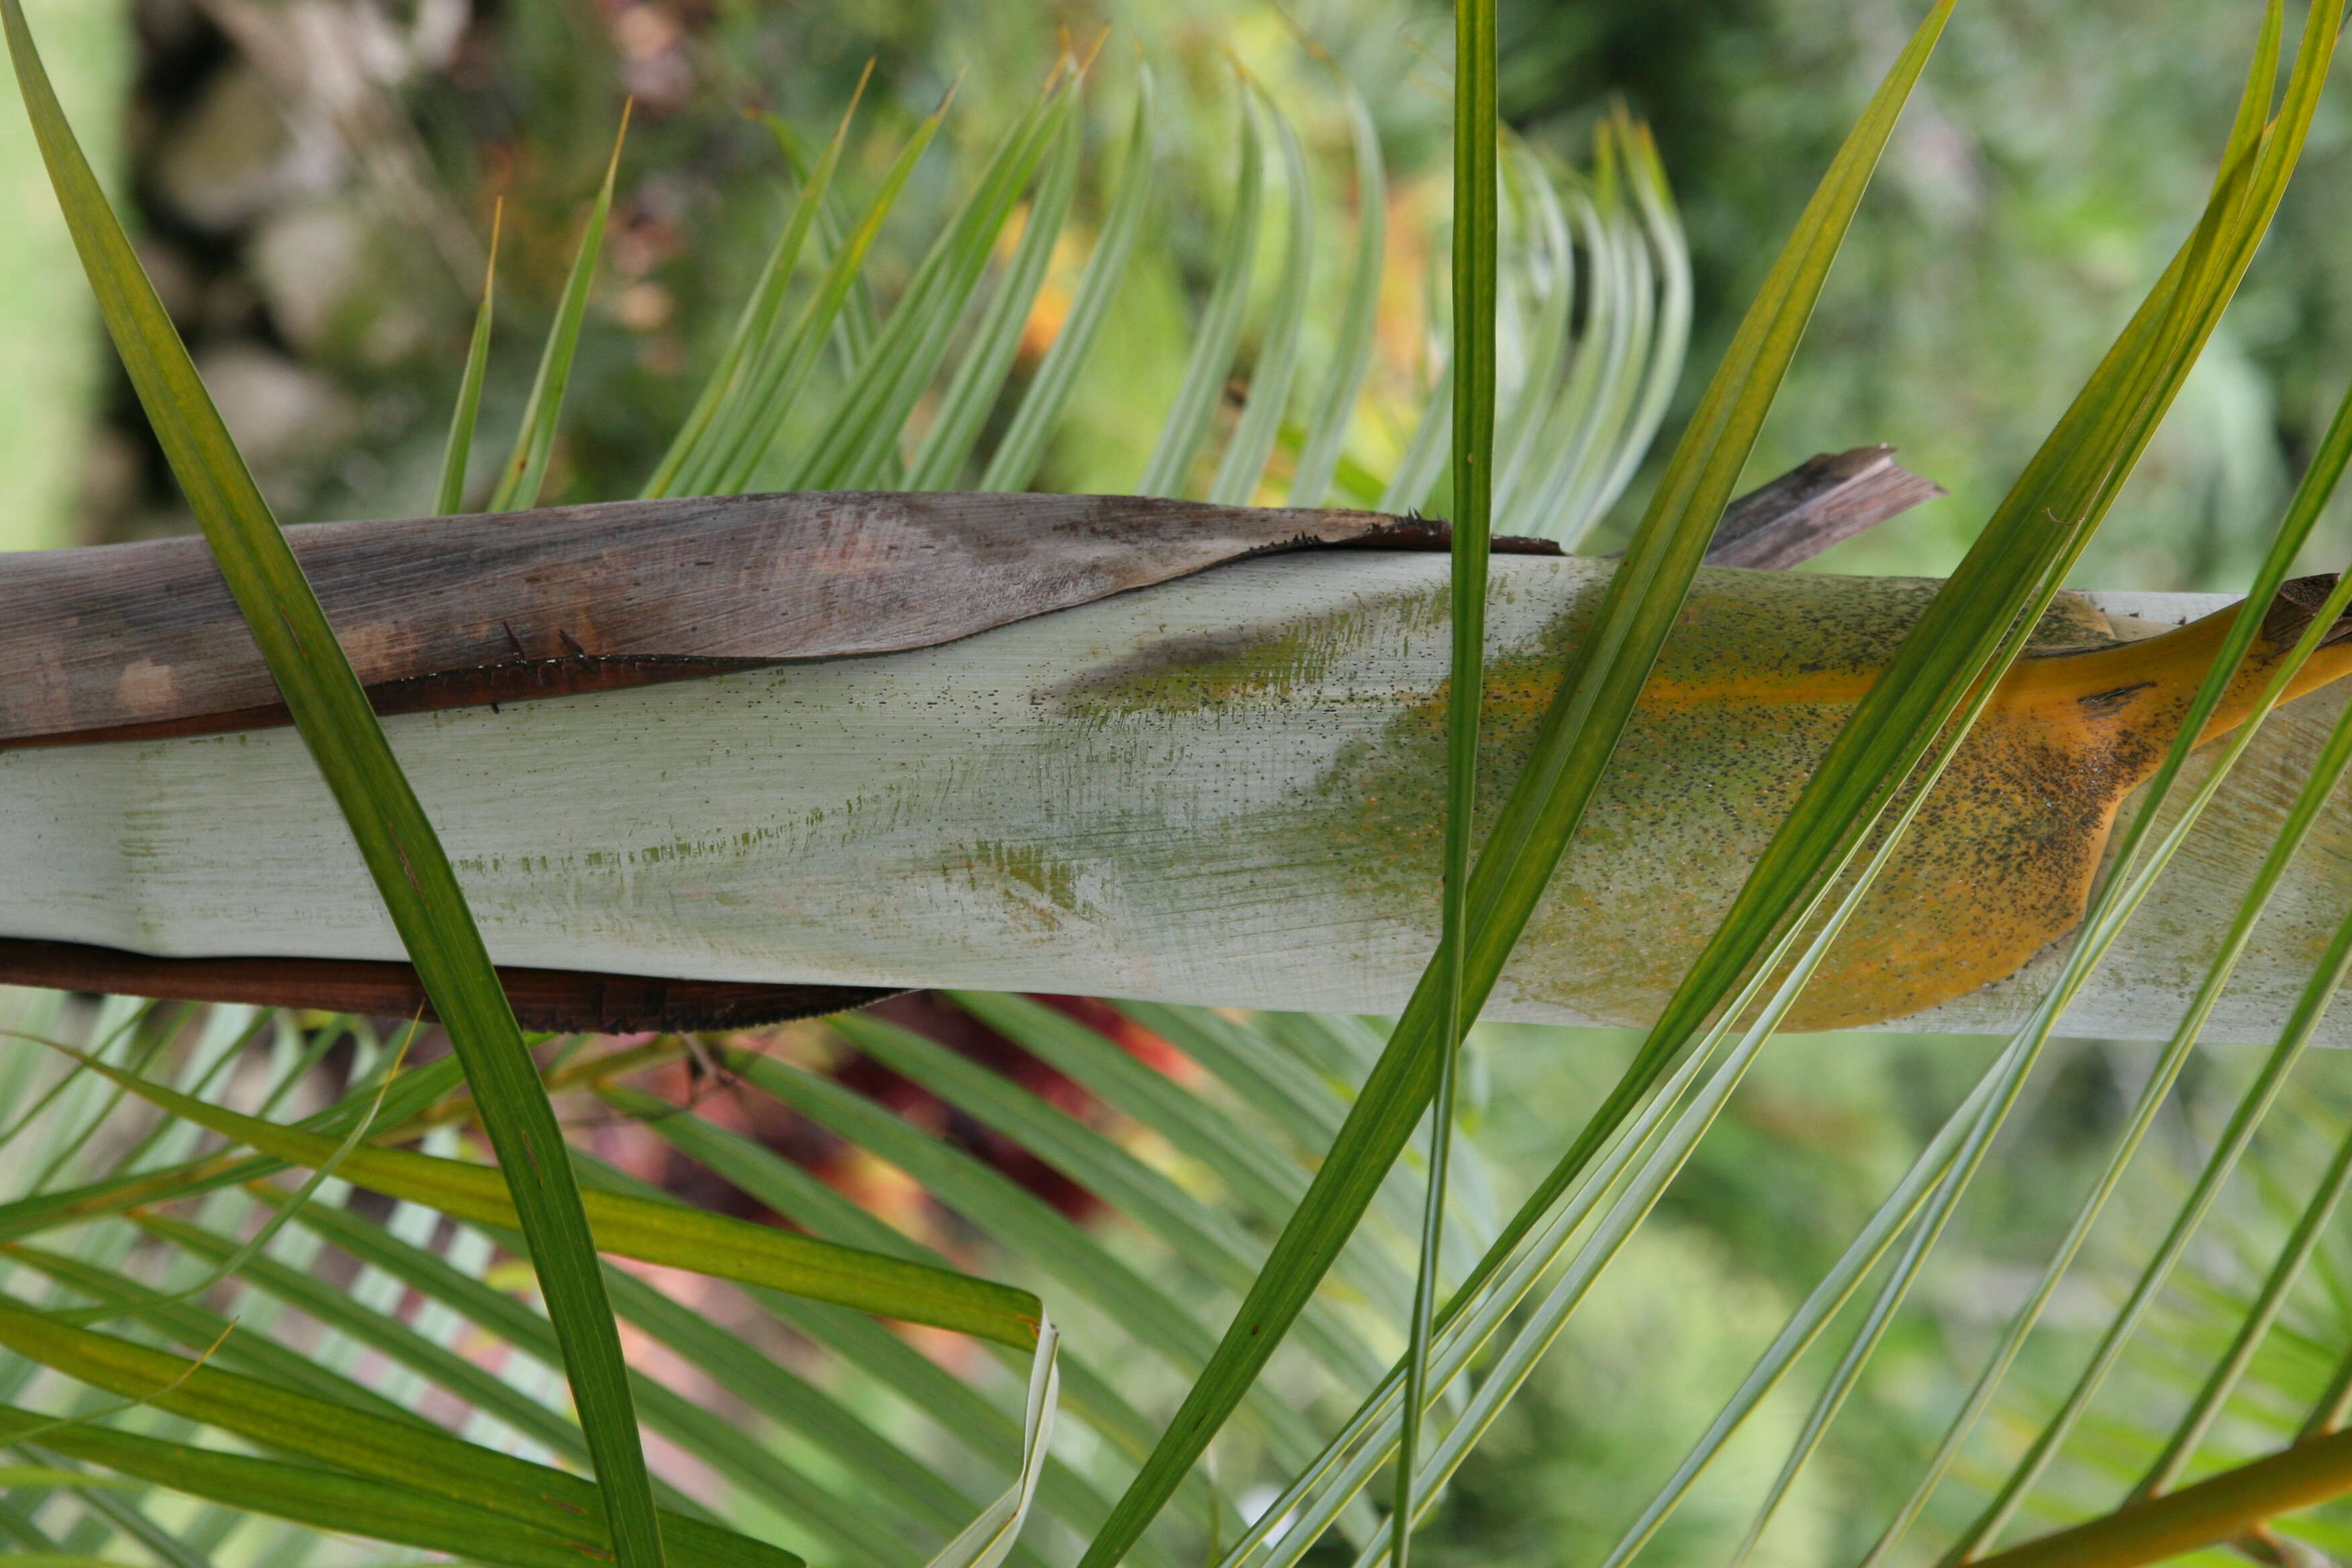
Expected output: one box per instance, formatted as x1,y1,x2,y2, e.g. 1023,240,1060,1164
980,72,1156,493
0,12,667,1566
434,201,500,515
1289,83,1385,507
1138,78,1264,497
489,108,629,513
644,77,866,500
1206,88,1312,505
1398,7,1497,1565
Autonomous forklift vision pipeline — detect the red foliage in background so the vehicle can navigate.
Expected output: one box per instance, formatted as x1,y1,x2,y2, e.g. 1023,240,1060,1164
589,993,1188,1240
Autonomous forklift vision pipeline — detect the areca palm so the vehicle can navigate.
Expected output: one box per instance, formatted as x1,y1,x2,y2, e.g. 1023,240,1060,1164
1,5,2351,1568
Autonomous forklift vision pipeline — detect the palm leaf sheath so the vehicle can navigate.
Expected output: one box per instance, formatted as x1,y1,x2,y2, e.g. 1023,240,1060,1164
2,489,2344,1044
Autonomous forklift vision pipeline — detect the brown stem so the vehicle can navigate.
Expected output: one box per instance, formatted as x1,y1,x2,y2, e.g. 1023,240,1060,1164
1972,1430,2352,1568
0,936,888,1033
1702,444,1947,568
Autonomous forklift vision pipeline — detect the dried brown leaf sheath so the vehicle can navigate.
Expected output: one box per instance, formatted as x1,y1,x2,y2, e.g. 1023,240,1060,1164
0,492,1562,750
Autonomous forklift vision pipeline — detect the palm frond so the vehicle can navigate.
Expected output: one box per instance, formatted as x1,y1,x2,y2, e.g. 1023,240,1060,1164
29,9,2352,1568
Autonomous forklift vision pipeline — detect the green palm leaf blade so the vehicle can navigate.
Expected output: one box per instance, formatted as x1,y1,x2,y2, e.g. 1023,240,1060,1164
0,1469,134,1491
20,1205,910,1561
2138,955,2352,1502
644,77,865,500
945,993,1433,1316
569,1141,1089,1568
1513,183,1629,539
3,1241,434,1430
583,1082,1182,1491
1589,8,2347,1554
49,1479,215,1568
578,1091,1184,1567
829,1010,1387,1389
12,1458,208,1568
1288,79,1385,507
761,107,889,381
924,1308,1061,1568
0,7,668,1564
1138,73,1265,497
907,89,1085,489
352,1130,1050,1567
1485,141,1575,521
698,99,948,495
435,200,501,514
1402,4,1500,1563
790,68,1076,491
701,1045,1334,1480
53,1042,1042,1348
1573,116,1692,542
1589,9,2342,1561
1110,1003,1349,1150
0,1414,592,1568
42,1033,413,1336
1566,14,2341,1542
1876,475,2352,1566
591,1265,1018,1563
1551,171,1657,545
235,1179,946,1567
121,1209,602,1470
1208,86,1314,505
1745,320,2352,1568
12,1011,177,1195
0,1053,467,1248
1234,679,2059,1568
0,1301,799,1568
1210,979,1776,1568
981,70,1158,493
489,109,628,512
1934,668,2352,1560
1074,8,1956,1565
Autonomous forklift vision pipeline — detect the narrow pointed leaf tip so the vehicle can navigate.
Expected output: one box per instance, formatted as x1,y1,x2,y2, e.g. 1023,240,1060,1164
493,102,633,513
922,1314,1061,1568
436,199,502,516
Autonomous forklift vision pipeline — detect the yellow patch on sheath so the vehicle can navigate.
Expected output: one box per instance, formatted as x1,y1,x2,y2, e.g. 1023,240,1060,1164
1322,571,2352,1032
